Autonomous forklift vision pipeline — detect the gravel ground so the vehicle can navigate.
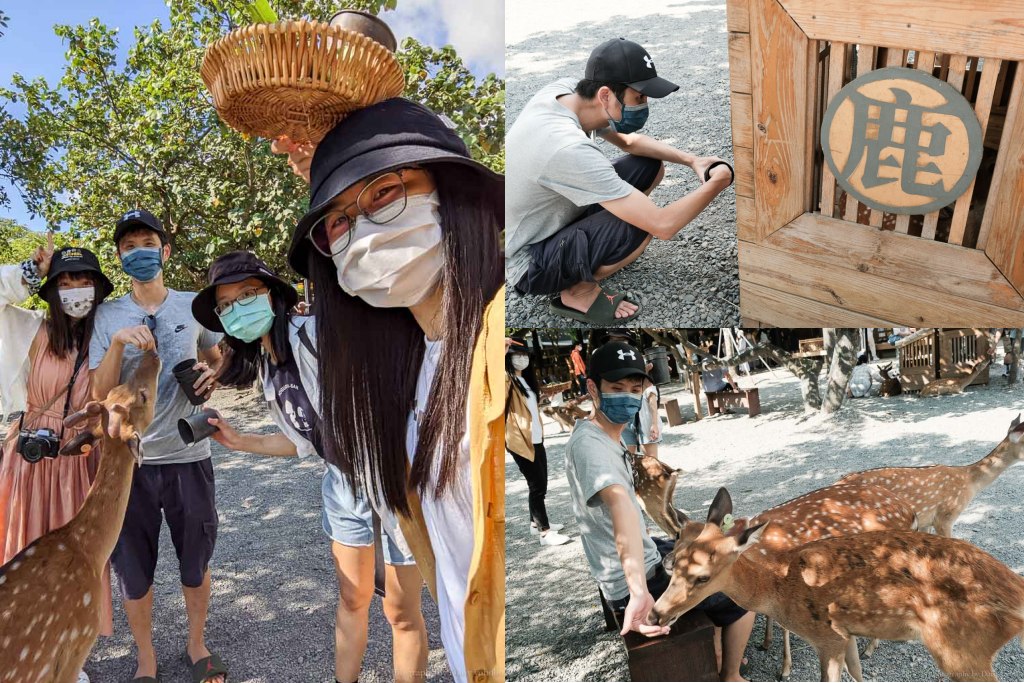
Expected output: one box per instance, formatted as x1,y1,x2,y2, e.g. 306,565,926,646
506,361,1024,681
505,0,739,328
83,389,452,683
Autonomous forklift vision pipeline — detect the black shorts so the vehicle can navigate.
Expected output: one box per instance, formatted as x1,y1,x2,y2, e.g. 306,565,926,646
609,538,748,628
515,154,663,296
110,459,218,600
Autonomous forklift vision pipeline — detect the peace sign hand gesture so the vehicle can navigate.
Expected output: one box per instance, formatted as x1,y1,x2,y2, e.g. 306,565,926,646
33,232,55,278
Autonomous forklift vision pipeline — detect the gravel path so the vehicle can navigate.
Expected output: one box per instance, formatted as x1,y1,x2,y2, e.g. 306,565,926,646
504,0,739,328
84,389,452,683
506,363,1024,681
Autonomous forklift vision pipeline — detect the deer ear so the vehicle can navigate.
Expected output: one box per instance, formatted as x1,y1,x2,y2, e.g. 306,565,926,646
734,521,768,554
706,488,733,526
1011,413,1021,430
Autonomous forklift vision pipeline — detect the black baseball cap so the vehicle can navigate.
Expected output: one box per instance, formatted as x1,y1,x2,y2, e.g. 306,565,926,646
38,247,114,301
192,251,298,333
113,209,169,247
588,341,653,383
585,38,679,98
287,97,503,277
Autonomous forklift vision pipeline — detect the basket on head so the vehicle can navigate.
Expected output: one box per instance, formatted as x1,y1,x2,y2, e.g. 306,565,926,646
200,19,406,144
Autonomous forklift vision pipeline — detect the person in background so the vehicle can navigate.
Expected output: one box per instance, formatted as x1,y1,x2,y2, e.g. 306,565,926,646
570,342,587,396
505,337,571,547
190,251,428,683
89,209,226,683
636,366,663,459
0,239,114,683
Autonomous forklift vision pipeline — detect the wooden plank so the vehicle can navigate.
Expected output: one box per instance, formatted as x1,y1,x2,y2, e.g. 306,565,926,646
734,145,755,197
982,64,1024,295
949,58,1002,246
762,213,1024,312
819,40,846,218
916,51,942,235
729,33,752,94
727,0,750,33
741,239,1024,326
804,39,820,214
740,281,899,326
731,93,753,149
750,0,811,240
853,45,883,227
779,0,1024,61
736,195,757,241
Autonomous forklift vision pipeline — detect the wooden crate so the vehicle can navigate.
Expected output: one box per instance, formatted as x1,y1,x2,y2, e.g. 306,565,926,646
730,0,1024,326
798,337,824,353
898,328,990,390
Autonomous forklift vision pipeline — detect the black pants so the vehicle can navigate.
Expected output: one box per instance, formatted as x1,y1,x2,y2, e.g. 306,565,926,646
576,373,588,396
510,442,550,530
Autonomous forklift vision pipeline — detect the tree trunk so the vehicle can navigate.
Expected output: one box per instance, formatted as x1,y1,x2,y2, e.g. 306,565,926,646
1009,330,1022,385
821,328,857,415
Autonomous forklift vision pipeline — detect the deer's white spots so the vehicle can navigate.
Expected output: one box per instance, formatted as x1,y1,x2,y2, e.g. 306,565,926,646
38,663,50,678
10,561,20,571
57,543,66,551
24,547,35,557
82,592,91,607
18,646,28,661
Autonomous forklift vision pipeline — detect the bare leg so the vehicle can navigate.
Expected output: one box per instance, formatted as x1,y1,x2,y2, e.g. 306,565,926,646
844,637,863,681
382,563,428,683
332,542,375,683
644,442,660,459
124,587,157,680
721,611,755,681
183,569,225,683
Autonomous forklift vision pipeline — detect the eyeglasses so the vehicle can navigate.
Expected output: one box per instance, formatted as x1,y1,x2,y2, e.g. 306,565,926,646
214,286,267,317
307,169,416,258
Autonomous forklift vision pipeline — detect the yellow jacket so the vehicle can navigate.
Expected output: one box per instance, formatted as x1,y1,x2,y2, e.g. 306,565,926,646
397,286,505,682
505,374,535,461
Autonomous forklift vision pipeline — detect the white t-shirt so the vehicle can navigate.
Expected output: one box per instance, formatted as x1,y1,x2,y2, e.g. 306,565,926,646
515,375,543,444
638,384,662,438
406,338,473,683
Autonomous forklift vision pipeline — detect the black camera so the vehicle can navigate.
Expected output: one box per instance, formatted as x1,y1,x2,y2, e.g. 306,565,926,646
17,428,61,463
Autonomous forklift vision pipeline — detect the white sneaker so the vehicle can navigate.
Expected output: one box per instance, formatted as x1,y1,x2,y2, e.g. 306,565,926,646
539,530,572,546
530,522,564,536
77,672,90,683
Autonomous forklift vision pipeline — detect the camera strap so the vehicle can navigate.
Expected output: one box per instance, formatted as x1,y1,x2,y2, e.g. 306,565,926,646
16,343,89,439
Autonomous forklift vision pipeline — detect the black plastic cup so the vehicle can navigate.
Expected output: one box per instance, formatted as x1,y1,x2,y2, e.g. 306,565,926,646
178,408,220,446
172,358,207,406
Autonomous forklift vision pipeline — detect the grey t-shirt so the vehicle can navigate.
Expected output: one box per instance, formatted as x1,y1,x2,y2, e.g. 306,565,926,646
505,78,635,286
89,290,222,464
565,419,660,600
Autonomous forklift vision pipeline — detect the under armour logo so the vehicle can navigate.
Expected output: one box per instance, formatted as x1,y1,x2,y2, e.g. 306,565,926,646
126,209,142,219
618,350,637,360
643,55,654,69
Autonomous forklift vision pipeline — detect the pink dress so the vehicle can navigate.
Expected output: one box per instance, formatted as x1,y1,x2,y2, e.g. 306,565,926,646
0,326,113,635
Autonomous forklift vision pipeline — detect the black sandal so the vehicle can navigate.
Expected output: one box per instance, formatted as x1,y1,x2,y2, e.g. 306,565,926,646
184,652,228,683
548,288,641,325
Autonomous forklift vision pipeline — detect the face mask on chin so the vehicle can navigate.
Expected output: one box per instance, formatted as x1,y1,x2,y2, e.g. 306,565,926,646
331,191,444,308
58,286,96,319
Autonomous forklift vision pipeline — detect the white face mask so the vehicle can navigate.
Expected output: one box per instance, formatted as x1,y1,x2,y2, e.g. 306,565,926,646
59,286,95,319
332,191,444,308
511,355,530,371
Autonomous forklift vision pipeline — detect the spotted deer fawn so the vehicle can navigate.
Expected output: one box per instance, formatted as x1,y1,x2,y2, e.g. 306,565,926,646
630,454,688,536
878,363,902,397
839,414,1024,536
651,488,1024,682
0,351,160,683
919,352,992,397
658,476,916,679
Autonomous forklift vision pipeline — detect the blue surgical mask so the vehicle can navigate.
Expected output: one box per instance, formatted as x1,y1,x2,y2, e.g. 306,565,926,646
599,392,643,425
218,293,275,343
121,247,163,282
607,97,649,134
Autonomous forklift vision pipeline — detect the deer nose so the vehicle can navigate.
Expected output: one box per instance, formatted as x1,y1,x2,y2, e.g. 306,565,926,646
647,608,662,626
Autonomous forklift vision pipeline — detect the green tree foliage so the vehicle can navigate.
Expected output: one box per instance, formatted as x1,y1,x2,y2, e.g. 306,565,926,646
0,0,503,292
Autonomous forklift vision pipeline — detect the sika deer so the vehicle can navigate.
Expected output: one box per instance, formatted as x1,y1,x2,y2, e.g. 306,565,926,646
879,363,902,397
651,488,1024,682
0,351,160,683
919,353,992,397
630,454,688,536
839,414,1024,536
660,479,917,679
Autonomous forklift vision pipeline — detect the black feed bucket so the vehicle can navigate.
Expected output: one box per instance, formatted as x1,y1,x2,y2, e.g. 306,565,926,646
645,346,672,385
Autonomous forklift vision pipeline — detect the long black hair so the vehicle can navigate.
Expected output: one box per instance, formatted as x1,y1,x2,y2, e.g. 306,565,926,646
215,280,295,388
42,273,98,360
308,162,502,515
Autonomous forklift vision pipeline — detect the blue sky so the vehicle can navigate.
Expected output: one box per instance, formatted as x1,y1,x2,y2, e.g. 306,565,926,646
0,0,503,231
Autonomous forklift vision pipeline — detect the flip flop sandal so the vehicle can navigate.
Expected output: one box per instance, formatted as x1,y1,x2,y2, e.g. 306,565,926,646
703,160,735,186
130,675,160,683
184,652,228,683
549,288,641,325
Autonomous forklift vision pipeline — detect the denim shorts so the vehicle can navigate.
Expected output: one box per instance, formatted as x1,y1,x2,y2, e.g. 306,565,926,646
321,462,416,565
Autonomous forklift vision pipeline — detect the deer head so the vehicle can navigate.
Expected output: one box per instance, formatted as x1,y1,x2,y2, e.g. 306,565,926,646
1007,413,1023,445
58,351,161,463
649,487,767,627
879,363,894,379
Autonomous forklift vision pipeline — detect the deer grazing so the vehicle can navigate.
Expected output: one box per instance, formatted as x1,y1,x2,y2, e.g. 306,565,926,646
919,353,992,397
650,488,1024,682
659,477,917,679
0,351,160,683
839,414,1024,536
878,363,902,397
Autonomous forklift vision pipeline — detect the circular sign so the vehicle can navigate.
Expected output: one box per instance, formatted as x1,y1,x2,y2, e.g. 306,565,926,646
820,67,983,215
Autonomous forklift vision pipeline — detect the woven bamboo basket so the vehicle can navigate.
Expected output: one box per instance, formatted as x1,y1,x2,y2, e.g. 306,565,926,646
201,20,405,143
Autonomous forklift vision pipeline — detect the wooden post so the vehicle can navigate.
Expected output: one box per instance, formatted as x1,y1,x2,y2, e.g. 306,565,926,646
686,347,703,421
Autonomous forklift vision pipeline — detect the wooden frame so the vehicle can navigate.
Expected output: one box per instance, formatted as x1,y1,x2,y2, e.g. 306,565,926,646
730,0,1024,326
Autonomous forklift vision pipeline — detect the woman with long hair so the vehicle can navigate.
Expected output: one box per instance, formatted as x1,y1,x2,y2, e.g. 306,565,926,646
282,98,504,682
190,251,427,683
0,238,114,683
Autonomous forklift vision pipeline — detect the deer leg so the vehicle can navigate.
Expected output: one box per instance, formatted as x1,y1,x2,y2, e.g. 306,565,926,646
760,615,774,650
844,637,864,681
933,517,954,538
818,648,846,682
780,628,793,679
926,643,996,682
861,637,879,658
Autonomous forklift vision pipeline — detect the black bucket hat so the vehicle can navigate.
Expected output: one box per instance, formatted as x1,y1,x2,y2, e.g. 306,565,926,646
287,97,503,277
38,247,114,302
192,251,298,333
